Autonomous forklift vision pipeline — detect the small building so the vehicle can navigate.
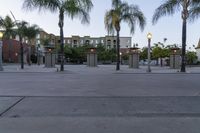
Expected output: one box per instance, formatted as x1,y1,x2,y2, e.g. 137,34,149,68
195,39,200,61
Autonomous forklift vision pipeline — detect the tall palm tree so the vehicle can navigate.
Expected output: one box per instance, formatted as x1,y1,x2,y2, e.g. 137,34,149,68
23,0,93,71
16,21,29,69
24,24,40,65
0,15,16,62
152,0,200,72
105,0,146,70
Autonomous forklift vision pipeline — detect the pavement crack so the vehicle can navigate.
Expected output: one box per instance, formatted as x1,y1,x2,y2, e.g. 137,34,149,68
0,97,25,117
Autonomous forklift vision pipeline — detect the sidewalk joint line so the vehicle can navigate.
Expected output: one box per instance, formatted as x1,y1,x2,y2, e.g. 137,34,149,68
0,97,25,117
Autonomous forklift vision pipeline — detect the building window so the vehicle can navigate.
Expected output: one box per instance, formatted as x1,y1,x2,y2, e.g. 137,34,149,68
68,40,71,44
113,40,116,44
36,34,40,39
107,45,111,49
96,40,98,44
107,40,111,45
86,40,90,44
37,39,40,44
80,40,84,44
101,40,104,43
73,40,77,45
91,40,93,43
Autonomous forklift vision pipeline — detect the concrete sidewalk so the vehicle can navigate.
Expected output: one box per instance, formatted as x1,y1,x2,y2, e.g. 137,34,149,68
1,64,58,73
1,64,200,73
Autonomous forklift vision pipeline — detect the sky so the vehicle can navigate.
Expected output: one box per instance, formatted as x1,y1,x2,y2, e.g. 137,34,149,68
0,0,200,50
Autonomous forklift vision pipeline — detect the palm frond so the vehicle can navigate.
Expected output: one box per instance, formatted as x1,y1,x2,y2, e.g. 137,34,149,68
112,0,122,8
152,0,181,24
120,3,146,34
105,0,146,35
0,15,16,39
104,10,118,35
189,4,200,22
23,0,60,12
63,0,93,24
24,24,40,40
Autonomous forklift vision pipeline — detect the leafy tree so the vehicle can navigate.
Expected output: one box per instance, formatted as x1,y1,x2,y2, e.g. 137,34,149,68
152,44,162,64
152,43,171,66
186,51,197,65
41,38,51,46
140,47,148,61
152,0,200,72
122,53,129,60
23,0,93,71
105,0,146,70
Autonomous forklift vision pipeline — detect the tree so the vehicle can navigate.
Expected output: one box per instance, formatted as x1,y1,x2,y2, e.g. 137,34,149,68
152,42,171,66
140,47,148,61
16,21,29,69
0,15,16,62
152,44,163,65
24,24,40,65
24,25,39,45
152,0,200,72
23,0,93,71
105,0,146,70
186,51,197,65
41,37,51,46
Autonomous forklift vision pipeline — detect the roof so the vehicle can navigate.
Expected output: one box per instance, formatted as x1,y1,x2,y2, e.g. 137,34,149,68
196,39,200,49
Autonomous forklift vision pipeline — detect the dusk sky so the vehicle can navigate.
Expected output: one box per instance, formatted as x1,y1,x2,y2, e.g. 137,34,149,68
0,0,200,50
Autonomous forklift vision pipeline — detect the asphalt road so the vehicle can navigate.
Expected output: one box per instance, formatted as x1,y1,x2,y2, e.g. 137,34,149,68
1,71,200,133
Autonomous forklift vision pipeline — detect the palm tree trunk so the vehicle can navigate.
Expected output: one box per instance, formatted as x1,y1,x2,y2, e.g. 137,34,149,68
59,11,64,71
181,0,188,73
181,19,186,72
116,30,120,71
20,37,24,69
60,27,64,71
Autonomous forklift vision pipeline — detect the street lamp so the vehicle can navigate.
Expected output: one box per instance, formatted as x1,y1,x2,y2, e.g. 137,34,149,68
147,33,152,72
120,52,122,65
37,44,41,65
0,32,4,71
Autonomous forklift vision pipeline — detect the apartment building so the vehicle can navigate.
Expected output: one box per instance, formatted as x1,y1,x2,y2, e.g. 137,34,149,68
35,30,132,49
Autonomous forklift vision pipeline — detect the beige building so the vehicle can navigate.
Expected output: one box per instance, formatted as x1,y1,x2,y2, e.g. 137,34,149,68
196,39,200,61
35,30,132,50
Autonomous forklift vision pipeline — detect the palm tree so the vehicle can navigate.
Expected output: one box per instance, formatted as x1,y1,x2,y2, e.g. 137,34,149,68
16,21,29,69
152,0,200,72
105,0,146,70
23,0,93,71
24,24,40,65
0,15,16,62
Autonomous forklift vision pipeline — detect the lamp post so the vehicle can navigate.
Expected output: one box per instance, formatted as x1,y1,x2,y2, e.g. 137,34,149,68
0,32,3,71
37,44,41,65
173,49,177,68
120,52,122,65
49,48,52,67
147,33,152,72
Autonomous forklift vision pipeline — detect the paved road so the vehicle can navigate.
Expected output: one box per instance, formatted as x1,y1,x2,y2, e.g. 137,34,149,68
1,65,200,133
0,72,200,96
